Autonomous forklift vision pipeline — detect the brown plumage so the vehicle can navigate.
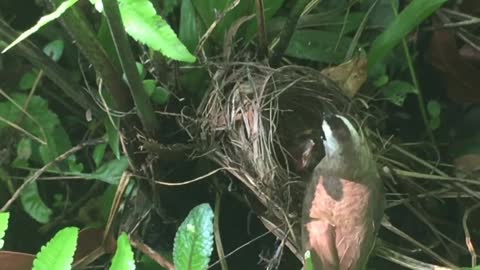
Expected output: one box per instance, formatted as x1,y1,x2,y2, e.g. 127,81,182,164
302,114,384,270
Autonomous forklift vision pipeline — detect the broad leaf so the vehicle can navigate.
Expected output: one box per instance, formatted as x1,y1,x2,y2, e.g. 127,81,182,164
286,30,352,64
173,203,214,270
2,0,79,53
368,0,447,69
0,212,9,249
109,233,135,270
87,156,129,184
32,227,79,270
0,94,81,170
20,181,53,224
118,0,196,63
143,80,157,97
19,70,38,90
151,86,170,105
179,0,200,52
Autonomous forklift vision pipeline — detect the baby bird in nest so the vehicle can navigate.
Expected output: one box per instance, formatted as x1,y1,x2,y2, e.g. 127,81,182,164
302,113,385,270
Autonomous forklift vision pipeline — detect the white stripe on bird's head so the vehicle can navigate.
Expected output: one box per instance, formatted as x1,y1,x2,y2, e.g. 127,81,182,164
321,114,361,155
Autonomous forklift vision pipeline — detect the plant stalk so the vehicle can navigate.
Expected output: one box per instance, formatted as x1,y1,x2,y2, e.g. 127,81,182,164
48,0,133,112
269,0,309,67
101,0,159,137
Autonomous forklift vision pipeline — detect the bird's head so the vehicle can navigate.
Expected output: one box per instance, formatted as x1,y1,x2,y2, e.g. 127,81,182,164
321,113,363,158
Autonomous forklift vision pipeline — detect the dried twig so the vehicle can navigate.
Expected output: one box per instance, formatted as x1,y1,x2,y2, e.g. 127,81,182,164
131,238,175,270
0,138,105,212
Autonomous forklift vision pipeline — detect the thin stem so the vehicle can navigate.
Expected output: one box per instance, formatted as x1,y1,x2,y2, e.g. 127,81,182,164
255,0,268,59
48,0,133,112
391,1,436,146
214,190,229,270
102,0,158,136
269,0,309,67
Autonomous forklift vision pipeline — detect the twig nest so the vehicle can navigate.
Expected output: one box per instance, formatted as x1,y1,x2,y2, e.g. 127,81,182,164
191,62,363,247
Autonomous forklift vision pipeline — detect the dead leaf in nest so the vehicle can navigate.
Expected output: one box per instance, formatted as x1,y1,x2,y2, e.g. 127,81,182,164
320,50,368,98
454,154,480,177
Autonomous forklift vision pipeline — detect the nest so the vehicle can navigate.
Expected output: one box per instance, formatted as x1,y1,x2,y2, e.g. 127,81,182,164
187,62,368,253
180,61,480,269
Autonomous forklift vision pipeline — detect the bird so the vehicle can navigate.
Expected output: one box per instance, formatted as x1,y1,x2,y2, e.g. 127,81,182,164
301,113,385,270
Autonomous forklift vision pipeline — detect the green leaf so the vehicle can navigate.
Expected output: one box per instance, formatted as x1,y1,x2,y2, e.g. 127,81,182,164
136,62,146,80
105,118,120,160
381,80,417,106
32,227,79,270
110,233,136,270
16,137,32,162
87,156,129,184
43,39,64,62
20,181,53,224
151,86,170,105
0,94,80,169
0,94,58,132
427,100,441,117
143,80,171,105
373,75,389,88
173,203,214,270
366,0,398,28
12,137,31,167
0,212,10,249
143,79,157,97
97,17,119,65
118,0,196,63
179,0,200,52
427,100,442,130
286,30,352,64
191,0,254,44
19,70,38,90
2,0,79,53
368,0,447,70
39,124,80,170
93,143,108,167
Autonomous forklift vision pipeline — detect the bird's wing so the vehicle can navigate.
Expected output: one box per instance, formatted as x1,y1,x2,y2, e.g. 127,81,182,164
303,174,340,269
